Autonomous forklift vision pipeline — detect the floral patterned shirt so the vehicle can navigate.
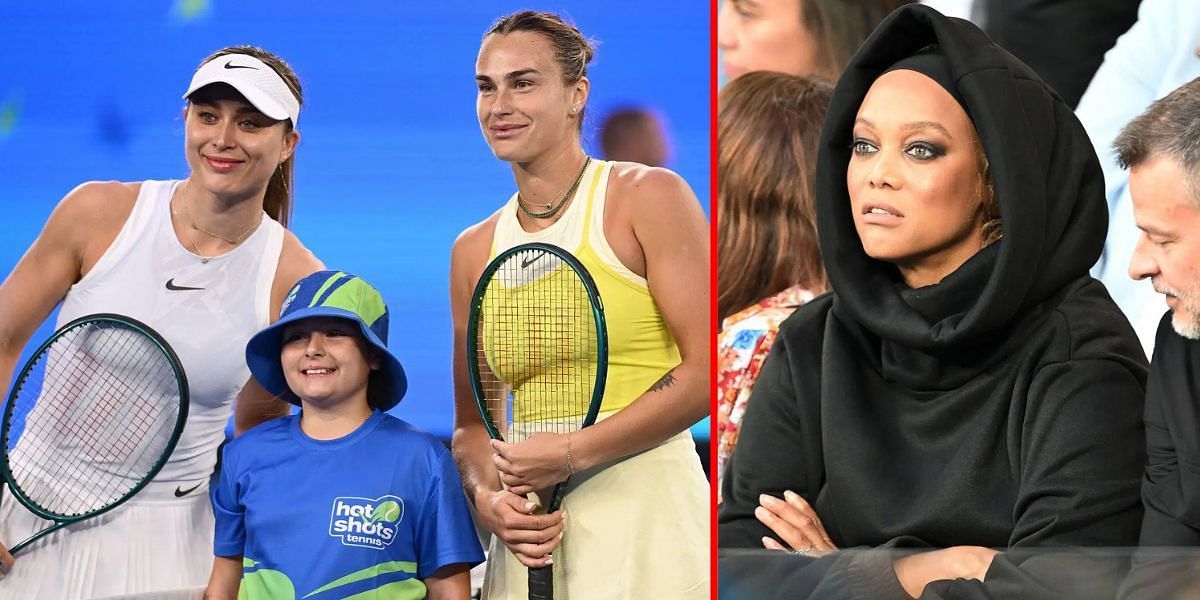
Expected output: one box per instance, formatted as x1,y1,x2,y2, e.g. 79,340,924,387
716,285,817,501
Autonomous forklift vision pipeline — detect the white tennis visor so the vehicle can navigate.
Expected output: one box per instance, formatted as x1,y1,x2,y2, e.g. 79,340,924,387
183,54,300,125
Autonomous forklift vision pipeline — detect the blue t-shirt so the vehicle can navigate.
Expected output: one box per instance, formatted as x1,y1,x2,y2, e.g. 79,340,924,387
212,411,484,599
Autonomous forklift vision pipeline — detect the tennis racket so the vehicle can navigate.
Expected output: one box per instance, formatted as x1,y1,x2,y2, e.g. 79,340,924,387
0,313,189,555
466,242,607,600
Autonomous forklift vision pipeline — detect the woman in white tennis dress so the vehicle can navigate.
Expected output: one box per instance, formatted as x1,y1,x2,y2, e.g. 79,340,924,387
0,46,323,598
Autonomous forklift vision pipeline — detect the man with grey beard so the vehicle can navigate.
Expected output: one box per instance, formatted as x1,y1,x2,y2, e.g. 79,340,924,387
1118,76,1200,597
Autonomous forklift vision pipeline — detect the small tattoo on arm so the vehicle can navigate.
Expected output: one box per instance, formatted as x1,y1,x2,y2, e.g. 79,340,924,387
647,368,677,393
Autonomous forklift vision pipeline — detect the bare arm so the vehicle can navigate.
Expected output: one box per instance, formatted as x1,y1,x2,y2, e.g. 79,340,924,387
424,563,472,600
571,166,710,469
449,218,503,506
204,555,242,600
448,217,562,568
232,377,290,436
0,181,132,558
0,182,128,400
233,230,323,435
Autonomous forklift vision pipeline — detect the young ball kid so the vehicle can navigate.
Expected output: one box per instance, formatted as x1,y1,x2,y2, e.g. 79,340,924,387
206,271,483,599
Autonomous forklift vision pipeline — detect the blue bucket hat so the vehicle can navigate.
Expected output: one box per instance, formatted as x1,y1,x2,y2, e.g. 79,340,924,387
245,270,407,410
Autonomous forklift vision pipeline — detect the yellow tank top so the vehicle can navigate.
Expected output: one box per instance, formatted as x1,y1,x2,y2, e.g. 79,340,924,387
489,159,680,417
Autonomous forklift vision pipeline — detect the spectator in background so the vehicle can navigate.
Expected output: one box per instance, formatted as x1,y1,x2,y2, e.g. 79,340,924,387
980,0,1141,108
599,106,671,167
1078,0,1200,355
717,0,915,82
1113,75,1200,600
716,71,831,500
913,0,1141,108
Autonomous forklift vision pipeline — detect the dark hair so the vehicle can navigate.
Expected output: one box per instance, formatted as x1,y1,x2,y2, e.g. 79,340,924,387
1114,76,1200,197
804,0,916,80
978,153,1001,246
486,11,596,129
194,45,303,228
718,72,832,322
367,370,388,411
352,328,390,411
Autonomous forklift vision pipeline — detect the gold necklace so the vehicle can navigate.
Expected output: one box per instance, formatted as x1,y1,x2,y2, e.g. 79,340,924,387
173,183,263,263
517,156,591,219
184,198,262,245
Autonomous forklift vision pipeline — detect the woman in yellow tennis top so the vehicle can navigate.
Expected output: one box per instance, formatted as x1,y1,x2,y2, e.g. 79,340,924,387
448,10,710,599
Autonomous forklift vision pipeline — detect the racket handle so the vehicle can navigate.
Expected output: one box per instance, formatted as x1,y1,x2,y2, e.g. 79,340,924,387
529,563,553,600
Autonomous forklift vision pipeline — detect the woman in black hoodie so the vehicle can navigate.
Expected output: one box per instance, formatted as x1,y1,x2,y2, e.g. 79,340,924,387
718,5,1147,599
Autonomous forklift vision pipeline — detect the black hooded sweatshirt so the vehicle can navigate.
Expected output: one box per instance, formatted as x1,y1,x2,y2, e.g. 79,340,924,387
719,5,1147,599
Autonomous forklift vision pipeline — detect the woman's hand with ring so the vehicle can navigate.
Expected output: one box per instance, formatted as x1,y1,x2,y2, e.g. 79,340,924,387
754,490,837,557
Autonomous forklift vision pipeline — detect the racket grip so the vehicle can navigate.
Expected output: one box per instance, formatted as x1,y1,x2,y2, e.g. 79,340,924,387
529,563,553,600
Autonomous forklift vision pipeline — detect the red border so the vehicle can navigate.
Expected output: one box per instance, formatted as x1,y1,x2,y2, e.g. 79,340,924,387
709,0,720,598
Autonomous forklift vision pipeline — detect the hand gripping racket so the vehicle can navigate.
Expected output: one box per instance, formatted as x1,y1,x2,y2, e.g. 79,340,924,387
466,242,607,600
0,313,189,555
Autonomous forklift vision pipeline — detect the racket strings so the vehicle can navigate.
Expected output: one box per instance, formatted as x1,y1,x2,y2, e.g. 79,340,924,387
475,248,598,443
5,322,182,516
17,336,173,510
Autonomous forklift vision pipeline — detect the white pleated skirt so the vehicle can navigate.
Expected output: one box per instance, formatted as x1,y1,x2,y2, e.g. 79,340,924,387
0,480,213,599
482,427,710,599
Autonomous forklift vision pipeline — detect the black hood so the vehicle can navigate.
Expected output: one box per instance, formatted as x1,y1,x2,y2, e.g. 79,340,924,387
815,4,1107,351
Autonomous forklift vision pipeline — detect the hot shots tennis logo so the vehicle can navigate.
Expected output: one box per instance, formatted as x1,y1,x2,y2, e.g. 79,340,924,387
328,495,404,549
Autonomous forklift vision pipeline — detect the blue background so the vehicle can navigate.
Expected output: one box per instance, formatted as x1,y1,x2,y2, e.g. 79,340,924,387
0,1,710,442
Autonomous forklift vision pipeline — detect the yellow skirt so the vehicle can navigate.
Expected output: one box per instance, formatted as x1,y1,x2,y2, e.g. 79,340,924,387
482,425,710,599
